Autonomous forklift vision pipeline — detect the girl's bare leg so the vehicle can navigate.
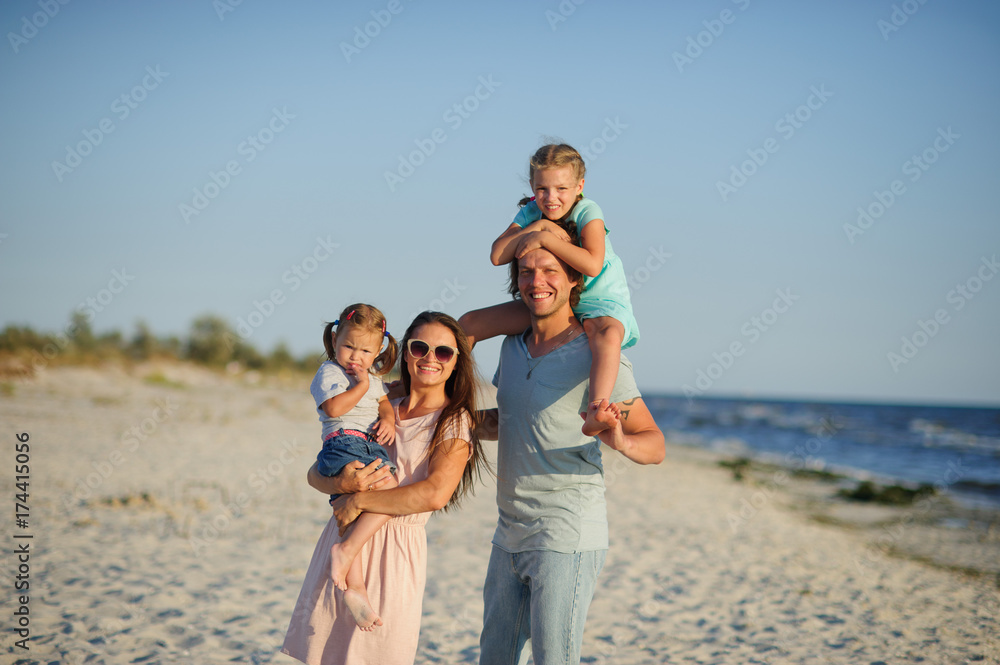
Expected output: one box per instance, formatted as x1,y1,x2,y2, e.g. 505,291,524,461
343,561,383,631
581,316,625,436
458,301,531,347
330,471,398,629
330,475,397,591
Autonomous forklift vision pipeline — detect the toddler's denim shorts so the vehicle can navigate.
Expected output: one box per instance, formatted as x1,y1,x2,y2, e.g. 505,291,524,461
317,430,395,501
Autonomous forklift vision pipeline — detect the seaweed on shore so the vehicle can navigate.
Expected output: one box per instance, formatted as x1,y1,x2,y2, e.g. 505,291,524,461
718,457,751,481
791,467,841,482
837,480,936,505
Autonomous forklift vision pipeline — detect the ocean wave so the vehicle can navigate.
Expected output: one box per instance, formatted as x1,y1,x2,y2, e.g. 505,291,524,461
910,418,1000,456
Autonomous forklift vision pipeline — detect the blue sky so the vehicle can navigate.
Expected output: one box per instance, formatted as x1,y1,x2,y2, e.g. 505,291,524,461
1,0,998,406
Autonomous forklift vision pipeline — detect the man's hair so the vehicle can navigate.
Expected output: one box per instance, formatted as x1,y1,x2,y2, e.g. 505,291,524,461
507,219,583,308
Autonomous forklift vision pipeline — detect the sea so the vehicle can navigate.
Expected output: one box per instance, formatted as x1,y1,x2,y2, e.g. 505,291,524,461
644,395,1000,510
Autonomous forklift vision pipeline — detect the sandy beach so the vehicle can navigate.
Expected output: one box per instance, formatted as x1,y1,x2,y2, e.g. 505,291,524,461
1,363,998,664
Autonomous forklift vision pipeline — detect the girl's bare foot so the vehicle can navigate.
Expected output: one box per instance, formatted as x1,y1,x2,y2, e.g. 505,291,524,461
343,588,383,631
581,399,617,436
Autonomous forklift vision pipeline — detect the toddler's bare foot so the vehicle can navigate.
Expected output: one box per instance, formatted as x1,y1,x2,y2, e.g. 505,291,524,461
330,543,352,591
581,400,616,436
343,588,383,631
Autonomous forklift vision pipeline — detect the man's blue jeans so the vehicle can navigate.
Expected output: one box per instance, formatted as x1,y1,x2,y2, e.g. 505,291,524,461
479,546,607,665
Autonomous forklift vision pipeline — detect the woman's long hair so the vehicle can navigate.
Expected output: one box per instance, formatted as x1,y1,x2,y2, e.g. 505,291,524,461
399,311,487,510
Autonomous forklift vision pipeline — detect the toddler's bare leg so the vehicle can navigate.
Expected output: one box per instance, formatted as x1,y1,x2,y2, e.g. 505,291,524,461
330,474,398,591
343,563,383,631
581,317,625,436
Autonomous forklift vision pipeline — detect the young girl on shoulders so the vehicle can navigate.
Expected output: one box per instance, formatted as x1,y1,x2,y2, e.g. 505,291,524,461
460,143,640,436
310,303,398,630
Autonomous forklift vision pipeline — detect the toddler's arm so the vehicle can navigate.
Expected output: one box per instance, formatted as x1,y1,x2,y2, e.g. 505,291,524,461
370,395,396,445
319,370,369,418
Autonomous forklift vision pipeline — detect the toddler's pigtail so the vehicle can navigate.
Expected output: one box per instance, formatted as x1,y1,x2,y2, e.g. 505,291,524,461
322,321,337,361
374,331,398,376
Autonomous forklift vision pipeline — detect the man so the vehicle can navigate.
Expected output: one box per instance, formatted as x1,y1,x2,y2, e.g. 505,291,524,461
479,246,666,664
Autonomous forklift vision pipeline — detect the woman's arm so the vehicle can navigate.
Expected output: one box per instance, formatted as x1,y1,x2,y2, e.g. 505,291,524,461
331,437,470,532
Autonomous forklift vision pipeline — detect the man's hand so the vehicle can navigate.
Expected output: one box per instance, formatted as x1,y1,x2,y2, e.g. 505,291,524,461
580,399,624,447
477,408,499,441
580,397,666,465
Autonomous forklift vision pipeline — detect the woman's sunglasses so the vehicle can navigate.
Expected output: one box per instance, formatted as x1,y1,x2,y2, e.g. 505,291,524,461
406,339,459,363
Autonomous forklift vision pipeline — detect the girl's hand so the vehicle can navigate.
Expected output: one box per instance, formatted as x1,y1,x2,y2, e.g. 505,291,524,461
514,230,549,259
348,367,371,390
371,416,396,445
331,494,363,535
526,219,571,242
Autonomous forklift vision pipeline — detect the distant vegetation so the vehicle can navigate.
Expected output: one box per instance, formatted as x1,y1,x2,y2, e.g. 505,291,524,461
0,312,320,376
837,480,937,506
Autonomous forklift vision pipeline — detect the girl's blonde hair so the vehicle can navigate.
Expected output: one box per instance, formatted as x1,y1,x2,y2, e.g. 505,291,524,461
518,143,587,209
323,303,398,376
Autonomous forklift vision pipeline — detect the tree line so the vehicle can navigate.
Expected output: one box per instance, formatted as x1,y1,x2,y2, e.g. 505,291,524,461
0,313,317,372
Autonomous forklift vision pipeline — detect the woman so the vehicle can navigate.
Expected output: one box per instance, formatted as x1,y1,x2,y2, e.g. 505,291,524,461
281,311,486,664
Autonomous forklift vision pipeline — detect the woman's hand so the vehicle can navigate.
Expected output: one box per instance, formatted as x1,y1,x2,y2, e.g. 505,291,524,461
339,459,394,493
385,379,405,400
331,494,363,535
308,459,394,495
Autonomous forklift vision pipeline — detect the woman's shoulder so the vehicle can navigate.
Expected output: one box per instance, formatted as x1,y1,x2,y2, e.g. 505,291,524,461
440,408,474,441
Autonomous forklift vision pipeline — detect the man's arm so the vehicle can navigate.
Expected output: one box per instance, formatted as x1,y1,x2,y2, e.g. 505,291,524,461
477,408,499,441
595,397,665,465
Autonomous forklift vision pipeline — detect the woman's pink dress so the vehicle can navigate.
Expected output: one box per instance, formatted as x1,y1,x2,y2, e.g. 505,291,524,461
281,403,467,665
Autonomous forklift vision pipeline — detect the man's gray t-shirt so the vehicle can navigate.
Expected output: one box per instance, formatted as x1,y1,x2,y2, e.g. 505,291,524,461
492,331,641,553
